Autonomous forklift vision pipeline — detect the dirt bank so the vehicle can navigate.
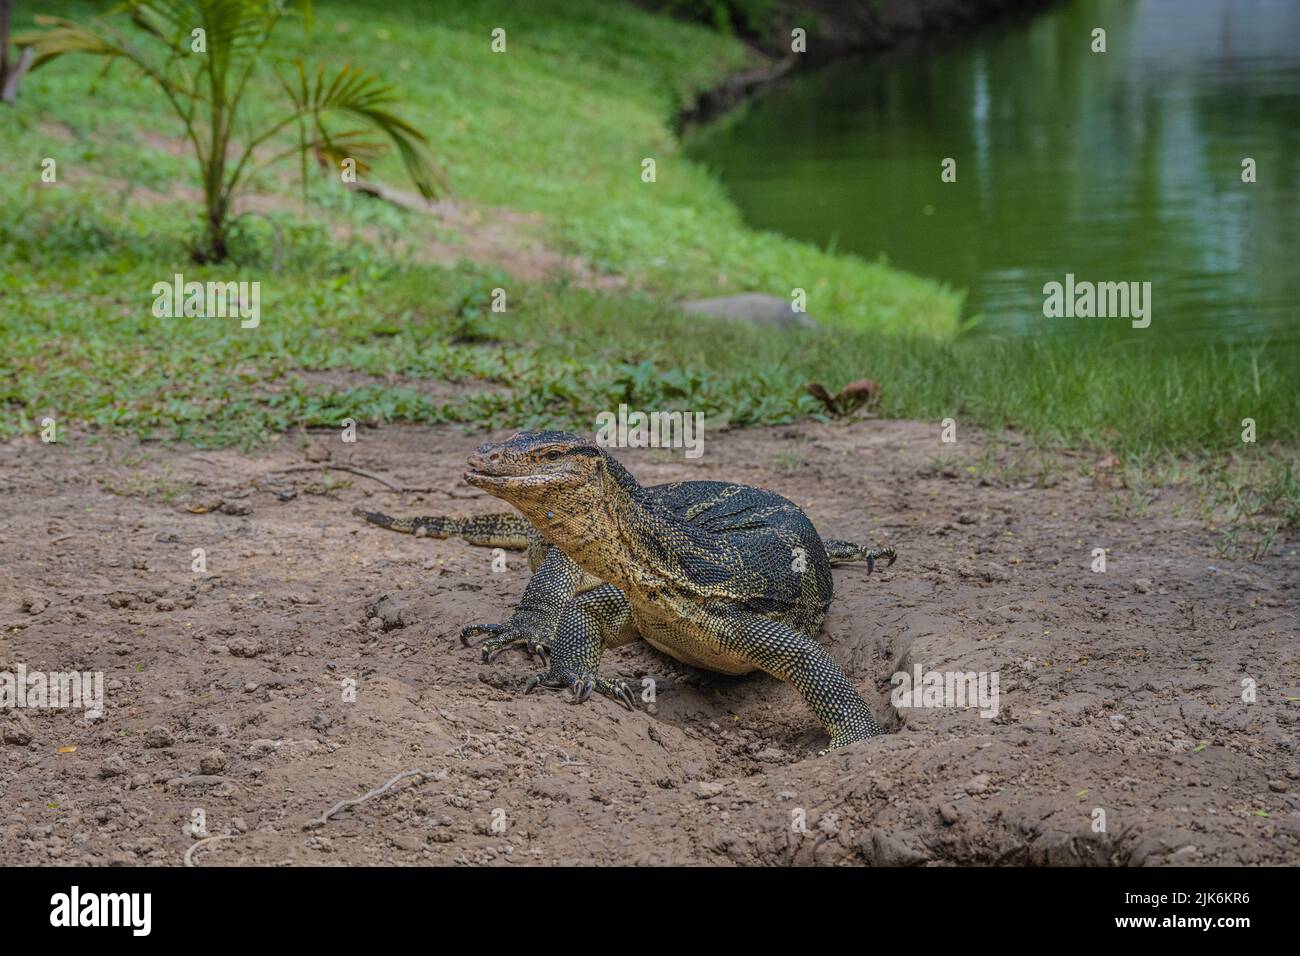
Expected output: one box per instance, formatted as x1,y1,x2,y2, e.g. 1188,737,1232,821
1,419,1296,866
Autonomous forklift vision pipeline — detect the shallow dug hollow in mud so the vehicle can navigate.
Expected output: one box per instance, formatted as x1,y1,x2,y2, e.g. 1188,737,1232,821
1,420,1297,866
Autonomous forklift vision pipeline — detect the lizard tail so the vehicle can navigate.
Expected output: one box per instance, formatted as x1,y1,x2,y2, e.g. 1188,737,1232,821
352,507,532,550
823,539,897,572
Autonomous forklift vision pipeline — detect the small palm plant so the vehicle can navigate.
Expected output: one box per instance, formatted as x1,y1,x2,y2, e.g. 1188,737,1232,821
17,0,441,262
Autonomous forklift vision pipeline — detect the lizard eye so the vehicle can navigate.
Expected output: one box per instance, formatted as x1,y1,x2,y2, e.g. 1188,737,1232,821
545,450,562,461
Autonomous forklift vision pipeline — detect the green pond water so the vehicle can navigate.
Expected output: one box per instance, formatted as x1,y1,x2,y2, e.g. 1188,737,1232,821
686,0,1300,342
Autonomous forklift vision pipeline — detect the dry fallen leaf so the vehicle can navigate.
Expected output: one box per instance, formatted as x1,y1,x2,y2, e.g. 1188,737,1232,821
805,378,882,417
57,745,77,754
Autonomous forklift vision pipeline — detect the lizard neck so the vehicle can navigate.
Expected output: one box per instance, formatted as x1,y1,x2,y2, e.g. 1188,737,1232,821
522,453,668,590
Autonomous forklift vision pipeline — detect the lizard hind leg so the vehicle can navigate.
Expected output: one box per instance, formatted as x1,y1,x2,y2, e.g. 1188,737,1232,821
524,584,639,710
823,539,897,572
718,612,882,754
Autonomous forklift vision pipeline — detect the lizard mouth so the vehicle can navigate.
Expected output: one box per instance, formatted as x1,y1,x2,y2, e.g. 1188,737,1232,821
463,469,578,501
462,469,508,490
463,469,551,490
463,454,576,495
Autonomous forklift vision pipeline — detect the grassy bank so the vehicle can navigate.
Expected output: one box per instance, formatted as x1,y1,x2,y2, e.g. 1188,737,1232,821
6,230,1296,456
0,0,959,334
1,0,1297,540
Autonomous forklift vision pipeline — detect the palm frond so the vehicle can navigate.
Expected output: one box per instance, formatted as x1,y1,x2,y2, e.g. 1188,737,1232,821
18,0,439,261
13,16,133,72
286,61,444,199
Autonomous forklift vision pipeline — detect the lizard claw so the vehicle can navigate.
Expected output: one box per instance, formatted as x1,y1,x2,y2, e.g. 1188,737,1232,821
864,546,897,574
571,674,636,711
572,676,594,703
461,622,552,665
521,670,636,711
460,623,501,648
613,679,636,711
524,669,569,695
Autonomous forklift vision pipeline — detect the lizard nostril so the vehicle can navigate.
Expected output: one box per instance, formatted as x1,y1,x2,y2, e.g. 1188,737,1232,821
489,453,500,461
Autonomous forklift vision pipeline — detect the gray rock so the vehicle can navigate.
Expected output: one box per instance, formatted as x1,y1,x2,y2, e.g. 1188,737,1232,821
367,593,416,631
862,829,930,866
199,749,228,774
683,294,819,330
2,723,33,746
227,637,263,658
99,755,128,778
2,713,35,745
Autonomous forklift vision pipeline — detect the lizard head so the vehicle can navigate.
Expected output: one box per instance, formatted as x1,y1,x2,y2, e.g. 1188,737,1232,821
464,431,610,519
466,431,648,562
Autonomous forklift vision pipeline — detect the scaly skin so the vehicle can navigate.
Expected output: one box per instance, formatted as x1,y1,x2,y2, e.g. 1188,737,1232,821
357,431,898,753
350,508,532,550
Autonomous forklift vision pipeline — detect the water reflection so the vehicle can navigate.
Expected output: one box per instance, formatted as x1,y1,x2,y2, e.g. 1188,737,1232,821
686,0,1300,342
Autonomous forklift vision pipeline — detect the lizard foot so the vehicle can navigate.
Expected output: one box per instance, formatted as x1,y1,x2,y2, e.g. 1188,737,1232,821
816,721,884,757
461,623,551,666
864,546,897,574
523,669,636,711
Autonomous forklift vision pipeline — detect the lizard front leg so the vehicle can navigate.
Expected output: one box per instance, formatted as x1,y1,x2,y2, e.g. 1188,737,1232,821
461,544,600,665
524,584,639,709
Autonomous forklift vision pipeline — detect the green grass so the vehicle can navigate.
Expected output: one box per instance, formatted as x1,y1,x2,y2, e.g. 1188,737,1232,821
6,201,1296,456
1,0,1298,541
1,0,959,334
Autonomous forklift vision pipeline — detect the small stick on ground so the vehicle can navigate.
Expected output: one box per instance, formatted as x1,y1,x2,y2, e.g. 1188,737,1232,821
270,465,404,491
304,768,439,830
184,833,240,867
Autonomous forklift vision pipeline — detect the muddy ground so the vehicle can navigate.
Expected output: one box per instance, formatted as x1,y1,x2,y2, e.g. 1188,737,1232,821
2,419,1297,866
